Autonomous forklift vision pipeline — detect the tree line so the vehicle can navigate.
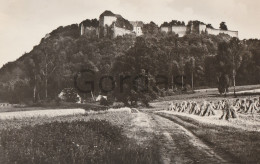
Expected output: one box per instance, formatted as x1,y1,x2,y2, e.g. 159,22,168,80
0,21,259,105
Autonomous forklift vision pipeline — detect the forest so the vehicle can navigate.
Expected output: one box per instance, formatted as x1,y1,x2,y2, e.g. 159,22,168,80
0,19,259,105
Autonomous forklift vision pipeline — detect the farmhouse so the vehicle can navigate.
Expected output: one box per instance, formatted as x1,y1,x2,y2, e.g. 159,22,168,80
0,102,12,108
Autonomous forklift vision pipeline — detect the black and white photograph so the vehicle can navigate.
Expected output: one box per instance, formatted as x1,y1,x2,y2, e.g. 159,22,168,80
0,0,260,163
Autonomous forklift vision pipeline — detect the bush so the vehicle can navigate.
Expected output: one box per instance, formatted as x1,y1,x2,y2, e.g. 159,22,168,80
62,88,79,103
55,97,61,105
100,97,109,106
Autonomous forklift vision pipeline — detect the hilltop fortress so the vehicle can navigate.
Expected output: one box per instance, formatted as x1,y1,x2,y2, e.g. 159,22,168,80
160,22,238,37
80,10,238,38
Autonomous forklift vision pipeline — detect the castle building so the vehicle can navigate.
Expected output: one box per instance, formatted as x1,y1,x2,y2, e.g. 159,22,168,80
130,21,144,36
99,11,138,38
80,11,238,38
80,23,99,36
206,28,238,38
160,22,238,38
80,11,143,38
99,11,117,27
80,24,84,35
112,23,133,38
172,26,187,37
199,24,207,34
161,26,171,33
160,25,187,37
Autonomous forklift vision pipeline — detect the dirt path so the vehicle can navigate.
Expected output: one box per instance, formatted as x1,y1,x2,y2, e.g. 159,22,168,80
128,109,228,164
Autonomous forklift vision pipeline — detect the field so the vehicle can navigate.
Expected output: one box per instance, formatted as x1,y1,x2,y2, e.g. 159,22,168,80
0,111,161,164
0,86,260,163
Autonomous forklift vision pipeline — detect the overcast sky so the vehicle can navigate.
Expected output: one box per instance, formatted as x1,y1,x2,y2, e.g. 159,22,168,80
0,0,259,67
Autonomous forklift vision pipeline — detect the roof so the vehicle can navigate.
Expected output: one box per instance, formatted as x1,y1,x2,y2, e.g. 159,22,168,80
100,10,115,17
130,21,144,27
115,14,123,18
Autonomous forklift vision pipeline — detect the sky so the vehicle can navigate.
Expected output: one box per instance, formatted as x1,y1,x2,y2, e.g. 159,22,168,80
0,0,259,67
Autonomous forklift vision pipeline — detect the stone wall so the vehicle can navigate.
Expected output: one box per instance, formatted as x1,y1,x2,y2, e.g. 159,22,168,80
207,28,238,38
103,16,117,26
172,26,187,37
161,27,170,33
81,24,99,36
113,25,133,38
199,24,207,34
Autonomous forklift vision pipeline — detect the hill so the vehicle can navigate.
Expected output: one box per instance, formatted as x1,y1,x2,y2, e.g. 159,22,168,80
0,12,259,104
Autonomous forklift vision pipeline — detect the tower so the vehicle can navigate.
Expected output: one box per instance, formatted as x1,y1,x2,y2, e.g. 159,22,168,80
80,24,85,35
191,22,194,34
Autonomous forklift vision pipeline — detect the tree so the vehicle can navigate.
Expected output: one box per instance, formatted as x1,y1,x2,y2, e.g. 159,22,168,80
218,74,230,96
206,24,214,29
216,39,243,96
190,57,195,90
229,38,243,96
205,56,218,87
62,88,79,103
8,79,30,103
216,42,232,95
142,22,159,35
220,22,228,30
24,58,38,102
39,41,58,99
173,39,188,90
111,37,158,107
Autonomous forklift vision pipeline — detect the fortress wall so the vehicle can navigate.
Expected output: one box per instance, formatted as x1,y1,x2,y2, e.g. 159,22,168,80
81,25,98,36
84,27,98,36
207,28,220,35
103,16,117,26
221,30,238,38
172,26,187,37
207,28,238,38
199,24,207,34
161,27,171,33
113,26,133,38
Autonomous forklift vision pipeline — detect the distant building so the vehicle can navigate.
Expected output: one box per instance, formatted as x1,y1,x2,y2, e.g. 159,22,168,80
112,23,134,38
98,10,136,38
206,28,238,38
171,26,187,37
80,23,99,36
99,10,117,27
0,102,12,108
80,11,238,38
160,25,187,37
130,21,144,36
160,22,238,38
199,24,207,34
160,26,171,33
80,10,143,38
